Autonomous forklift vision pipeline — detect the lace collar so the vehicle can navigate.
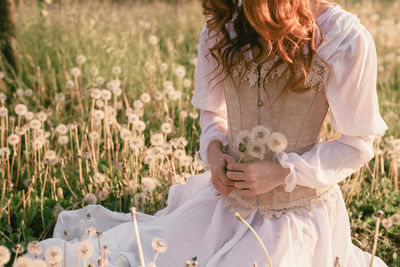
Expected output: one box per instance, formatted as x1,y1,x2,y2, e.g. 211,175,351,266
231,54,326,91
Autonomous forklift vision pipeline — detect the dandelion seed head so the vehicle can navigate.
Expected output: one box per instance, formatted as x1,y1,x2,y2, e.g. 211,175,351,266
70,67,81,77
250,125,271,145
266,132,288,153
31,259,47,267
0,245,11,265
382,218,393,230
76,55,86,65
24,89,33,97
120,128,132,142
141,177,159,194
0,107,8,117
16,88,24,97
148,35,159,45
44,245,63,264
153,91,163,101
66,80,75,89
45,150,57,161
133,100,143,110
55,124,68,135
159,62,168,73
12,256,33,267
150,133,164,146
75,240,94,260
174,149,186,160
145,63,157,74
90,88,102,99
37,111,48,122
98,190,109,201
93,172,106,184
193,161,204,171
52,203,64,217
143,153,156,165
29,119,42,130
189,111,198,119
83,193,98,204
112,66,122,75
90,66,99,76
247,140,266,159
179,156,192,167
168,90,181,100
183,79,192,88
134,120,146,132
0,147,11,157
101,89,112,101
140,93,151,103
27,241,43,256
15,126,26,136
96,76,105,85
175,65,186,78
161,122,172,134
151,237,167,253
24,111,34,121
177,137,188,148
14,104,28,116
179,110,188,119
55,93,65,102
58,135,69,145
391,214,400,225
7,134,20,146
235,130,251,149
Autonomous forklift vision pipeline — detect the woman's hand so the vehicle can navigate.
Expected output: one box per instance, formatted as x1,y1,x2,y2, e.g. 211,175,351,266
226,160,290,197
207,140,237,196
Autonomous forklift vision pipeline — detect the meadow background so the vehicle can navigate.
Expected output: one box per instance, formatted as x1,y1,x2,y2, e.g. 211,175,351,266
0,0,399,266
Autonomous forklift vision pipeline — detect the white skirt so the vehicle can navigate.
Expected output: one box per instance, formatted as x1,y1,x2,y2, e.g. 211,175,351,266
36,171,388,267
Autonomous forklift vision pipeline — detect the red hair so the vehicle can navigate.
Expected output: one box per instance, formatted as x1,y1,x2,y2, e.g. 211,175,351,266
201,0,337,96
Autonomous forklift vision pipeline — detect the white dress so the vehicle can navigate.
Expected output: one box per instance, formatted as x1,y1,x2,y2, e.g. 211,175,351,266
34,5,389,267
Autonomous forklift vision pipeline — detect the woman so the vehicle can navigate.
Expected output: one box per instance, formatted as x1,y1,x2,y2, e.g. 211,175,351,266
33,0,389,266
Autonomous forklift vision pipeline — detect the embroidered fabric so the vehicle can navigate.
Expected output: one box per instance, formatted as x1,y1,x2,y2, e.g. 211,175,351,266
231,54,326,91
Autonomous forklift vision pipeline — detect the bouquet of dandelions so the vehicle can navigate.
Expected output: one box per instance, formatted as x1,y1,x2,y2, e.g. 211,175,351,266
235,125,297,192
236,125,288,162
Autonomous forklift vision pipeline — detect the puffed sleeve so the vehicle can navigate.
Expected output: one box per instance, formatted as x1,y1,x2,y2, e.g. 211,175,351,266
191,24,228,164
279,23,388,190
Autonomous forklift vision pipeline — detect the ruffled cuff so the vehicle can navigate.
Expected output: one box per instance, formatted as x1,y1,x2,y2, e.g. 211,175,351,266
276,152,298,192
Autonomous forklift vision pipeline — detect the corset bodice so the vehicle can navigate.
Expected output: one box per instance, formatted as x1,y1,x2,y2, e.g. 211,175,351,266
220,55,337,218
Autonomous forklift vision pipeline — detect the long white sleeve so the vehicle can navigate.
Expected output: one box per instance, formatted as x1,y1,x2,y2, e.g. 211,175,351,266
282,18,388,189
191,25,228,164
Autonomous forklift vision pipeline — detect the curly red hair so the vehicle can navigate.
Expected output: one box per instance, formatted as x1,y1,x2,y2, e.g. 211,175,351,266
201,0,337,97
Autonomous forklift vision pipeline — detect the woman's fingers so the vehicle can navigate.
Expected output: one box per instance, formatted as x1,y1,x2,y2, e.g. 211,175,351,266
226,170,247,181
213,176,234,195
226,162,249,172
223,154,236,165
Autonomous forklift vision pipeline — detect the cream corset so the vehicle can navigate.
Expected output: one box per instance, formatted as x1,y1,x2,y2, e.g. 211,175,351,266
220,55,337,218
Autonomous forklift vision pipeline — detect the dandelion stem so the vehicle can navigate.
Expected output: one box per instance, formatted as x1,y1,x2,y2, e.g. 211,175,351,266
234,212,272,267
369,211,383,267
130,207,145,267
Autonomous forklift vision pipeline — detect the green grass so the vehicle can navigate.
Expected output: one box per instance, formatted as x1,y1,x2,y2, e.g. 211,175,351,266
0,0,399,266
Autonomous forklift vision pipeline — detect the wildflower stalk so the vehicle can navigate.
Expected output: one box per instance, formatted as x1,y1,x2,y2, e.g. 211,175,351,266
234,212,272,267
130,207,145,267
370,210,384,267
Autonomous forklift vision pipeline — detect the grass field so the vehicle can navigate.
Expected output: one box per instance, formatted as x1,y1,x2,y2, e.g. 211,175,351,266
0,0,399,266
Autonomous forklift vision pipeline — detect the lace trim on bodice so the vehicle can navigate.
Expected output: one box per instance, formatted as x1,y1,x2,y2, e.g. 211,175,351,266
212,184,340,219
231,55,326,91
